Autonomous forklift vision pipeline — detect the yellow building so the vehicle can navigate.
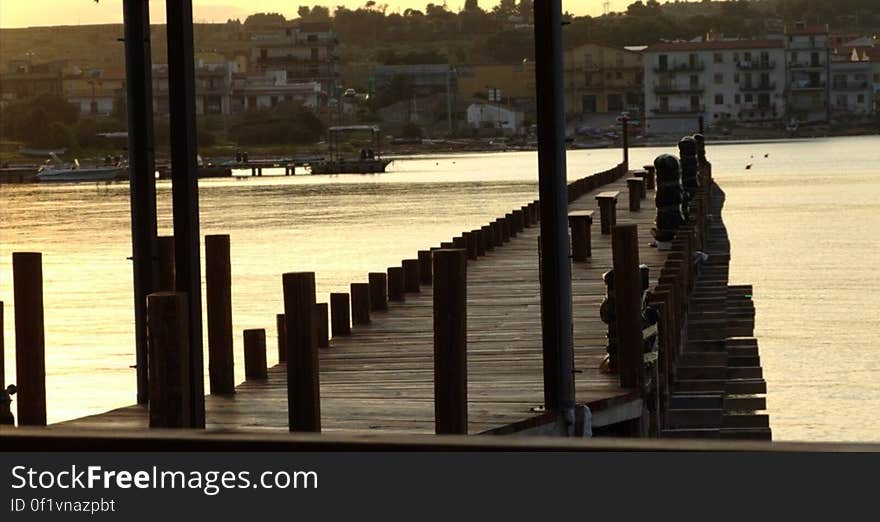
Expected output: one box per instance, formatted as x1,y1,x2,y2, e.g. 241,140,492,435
457,62,536,102
564,44,643,116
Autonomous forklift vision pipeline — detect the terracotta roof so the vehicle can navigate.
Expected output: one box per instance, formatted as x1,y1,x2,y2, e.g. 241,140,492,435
646,39,784,52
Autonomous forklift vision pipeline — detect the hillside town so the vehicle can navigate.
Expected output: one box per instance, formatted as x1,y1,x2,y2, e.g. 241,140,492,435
2,2,880,156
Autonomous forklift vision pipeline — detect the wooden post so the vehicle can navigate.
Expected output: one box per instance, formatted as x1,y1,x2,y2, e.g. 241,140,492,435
12,252,46,426
492,220,504,246
626,178,642,212
402,259,420,293
283,272,321,432
567,211,593,262
276,313,287,363
315,303,329,348
243,329,267,380
418,251,432,285
147,291,191,428
481,225,495,251
156,235,175,292
205,234,234,395
596,192,619,235
474,229,487,257
500,217,511,242
462,231,477,260
350,283,371,325
506,213,518,237
0,302,11,425
433,249,468,435
368,272,387,311
387,267,405,302
330,293,351,336
611,225,642,389
642,165,656,190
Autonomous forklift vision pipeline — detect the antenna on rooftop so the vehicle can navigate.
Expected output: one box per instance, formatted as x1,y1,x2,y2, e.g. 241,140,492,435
603,1,610,15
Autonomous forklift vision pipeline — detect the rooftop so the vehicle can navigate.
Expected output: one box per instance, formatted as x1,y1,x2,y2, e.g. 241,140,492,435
646,39,784,53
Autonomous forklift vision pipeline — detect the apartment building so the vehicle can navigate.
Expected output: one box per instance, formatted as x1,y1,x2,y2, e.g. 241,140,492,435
644,39,786,135
63,67,126,116
0,60,64,108
785,23,831,123
829,54,873,117
563,43,643,117
248,22,339,99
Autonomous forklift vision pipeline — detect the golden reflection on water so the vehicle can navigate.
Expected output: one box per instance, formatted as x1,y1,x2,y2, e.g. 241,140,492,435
1,140,878,441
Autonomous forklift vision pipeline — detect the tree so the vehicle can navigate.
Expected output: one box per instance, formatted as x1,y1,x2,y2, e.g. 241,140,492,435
243,12,286,26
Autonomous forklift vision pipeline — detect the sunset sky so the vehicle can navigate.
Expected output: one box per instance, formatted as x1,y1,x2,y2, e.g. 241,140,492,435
0,1,653,28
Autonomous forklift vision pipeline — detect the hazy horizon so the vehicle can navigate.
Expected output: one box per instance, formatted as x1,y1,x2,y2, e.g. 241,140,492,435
0,0,656,29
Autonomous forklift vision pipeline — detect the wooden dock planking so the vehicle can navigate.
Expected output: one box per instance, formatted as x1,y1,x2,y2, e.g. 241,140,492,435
60,171,673,435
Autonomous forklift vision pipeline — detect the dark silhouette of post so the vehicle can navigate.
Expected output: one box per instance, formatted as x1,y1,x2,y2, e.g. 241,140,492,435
243,329,267,381
205,234,234,395
156,236,175,292
0,302,12,425
402,259,420,293
166,0,205,428
350,283,371,325
612,225,643,388
276,313,287,363
283,272,321,432
387,267,405,301
13,253,46,426
417,250,432,285
368,272,387,311
330,293,351,337
622,115,629,169
315,303,329,348
433,249,468,435
123,0,159,406
147,292,191,428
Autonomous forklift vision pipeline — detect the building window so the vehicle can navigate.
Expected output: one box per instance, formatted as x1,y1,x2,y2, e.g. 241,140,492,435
714,73,723,84
745,93,754,103
744,52,752,62
858,94,865,103
714,53,723,64
615,71,622,80
715,94,724,105
734,94,741,104
734,73,740,83
658,55,668,71
733,52,740,63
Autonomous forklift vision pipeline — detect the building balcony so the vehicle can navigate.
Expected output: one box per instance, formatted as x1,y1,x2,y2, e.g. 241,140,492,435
790,81,826,91
653,61,705,73
740,82,777,92
831,81,870,91
736,61,776,70
654,83,703,94
651,105,705,115
789,62,825,70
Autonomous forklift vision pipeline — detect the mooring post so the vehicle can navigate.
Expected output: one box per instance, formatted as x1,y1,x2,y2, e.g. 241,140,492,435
350,283,371,325
402,259,421,293
596,192,619,235
12,253,47,426
243,329,267,381
417,251,432,285
166,0,205,428
276,313,287,363
627,177,643,212
433,249,468,435
283,272,321,432
567,211,594,262
156,235,175,292
315,303,329,348
387,267,405,302
147,291,192,428
612,225,643,389
500,217,512,242
330,293,352,336
474,229,487,257
643,165,656,190
368,272,388,311
205,234,234,395
123,0,159,406
622,115,629,170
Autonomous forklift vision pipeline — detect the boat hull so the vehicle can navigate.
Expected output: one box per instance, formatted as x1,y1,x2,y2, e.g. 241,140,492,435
36,167,123,183
309,159,391,175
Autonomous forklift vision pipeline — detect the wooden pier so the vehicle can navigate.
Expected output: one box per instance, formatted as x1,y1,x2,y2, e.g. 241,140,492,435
43,158,769,439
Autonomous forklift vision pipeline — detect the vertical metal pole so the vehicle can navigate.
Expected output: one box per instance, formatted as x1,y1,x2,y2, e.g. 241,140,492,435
533,0,575,434
622,115,629,169
698,115,705,134
123,0,158,405
166,0,205,428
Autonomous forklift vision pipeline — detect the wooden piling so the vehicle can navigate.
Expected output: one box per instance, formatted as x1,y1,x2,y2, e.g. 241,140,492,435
567,211,594,262
205,234,234,395
402,259,421,293
350,283,371,325
283,272,321,432
156,235,175,292
330,293,352,337
387,266,405,302
492,220,505,246
611,225,643,389
315,303,330,348
596,192,619,235
368,272,388,311
463,231,478,260
642,165,656,190
147,291,191,428
500,217,511,242
276,313,287,363
506,213,518,237
474,229,487,256
481,225,495,251
0,302,10,425
433,249,468,435
626,178,643,212
417,250,433,285
243,329,267,380
12,252,46,426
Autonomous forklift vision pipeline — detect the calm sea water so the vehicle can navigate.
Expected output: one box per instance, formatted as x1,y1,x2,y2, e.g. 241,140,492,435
1,137,878,442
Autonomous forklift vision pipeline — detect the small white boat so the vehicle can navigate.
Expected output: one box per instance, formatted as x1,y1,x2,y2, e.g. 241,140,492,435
785,118,799,134
36,155,124,183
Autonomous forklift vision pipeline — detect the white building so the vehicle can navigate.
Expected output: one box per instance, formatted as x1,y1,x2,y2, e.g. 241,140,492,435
830,52,873,118
466,102,525,131
231,70,322,112
784,23,831,123
643,39,787,135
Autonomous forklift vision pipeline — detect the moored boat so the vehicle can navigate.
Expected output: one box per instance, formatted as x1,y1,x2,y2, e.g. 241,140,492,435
35,156,125,183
